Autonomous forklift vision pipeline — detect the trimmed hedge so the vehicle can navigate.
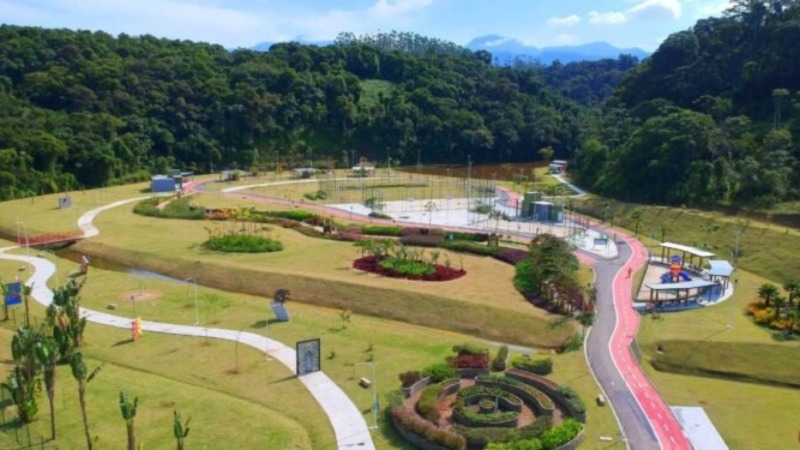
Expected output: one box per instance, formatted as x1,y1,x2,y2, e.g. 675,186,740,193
511,357,553,375
441,240,498,256
455,415,552,448
391,406,466,450
492,345,509,372
556,386,586,415
203,234,283,253
400,233,446,247
476,378,555,413
361,225,404,236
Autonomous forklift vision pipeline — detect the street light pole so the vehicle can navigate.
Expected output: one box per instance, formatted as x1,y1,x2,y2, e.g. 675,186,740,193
356,361,379,430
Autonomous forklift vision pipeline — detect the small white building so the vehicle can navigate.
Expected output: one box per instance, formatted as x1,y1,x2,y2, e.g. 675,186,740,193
549,160,568,174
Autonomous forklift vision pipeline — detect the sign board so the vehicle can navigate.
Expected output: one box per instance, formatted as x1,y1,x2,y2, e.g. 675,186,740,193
296,338,321,376
4,282,22,306
271,302,290,322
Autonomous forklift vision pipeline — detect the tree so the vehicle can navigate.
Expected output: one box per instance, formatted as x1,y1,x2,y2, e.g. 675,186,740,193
119,391,139,450
173,409,191,450
758,283,780,307
35,336,60,439
538,146,554,162
630,207,645,237
774,295,787,319
772,88,789,128
783,279,799,307
70,352,102,450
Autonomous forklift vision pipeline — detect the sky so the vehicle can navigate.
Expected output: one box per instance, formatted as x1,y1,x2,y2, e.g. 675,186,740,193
0,0,732,51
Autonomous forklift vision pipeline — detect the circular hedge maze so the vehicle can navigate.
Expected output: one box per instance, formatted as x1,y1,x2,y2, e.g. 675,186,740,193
391,345,585,450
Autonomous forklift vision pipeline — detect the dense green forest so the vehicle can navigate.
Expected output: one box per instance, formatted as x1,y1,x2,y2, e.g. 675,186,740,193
575,0,800,207
0,26,599,200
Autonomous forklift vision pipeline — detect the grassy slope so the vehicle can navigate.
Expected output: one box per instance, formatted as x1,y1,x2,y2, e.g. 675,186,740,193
70,198,575,348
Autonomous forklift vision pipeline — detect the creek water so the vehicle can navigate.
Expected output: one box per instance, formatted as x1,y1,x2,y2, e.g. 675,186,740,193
55,249,188,285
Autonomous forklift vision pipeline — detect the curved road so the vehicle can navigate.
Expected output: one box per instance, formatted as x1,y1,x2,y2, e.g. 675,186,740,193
0,195,374,450
586,231,691,449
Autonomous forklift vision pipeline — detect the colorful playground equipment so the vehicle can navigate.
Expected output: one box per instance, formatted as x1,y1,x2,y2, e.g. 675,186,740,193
661,255,692,283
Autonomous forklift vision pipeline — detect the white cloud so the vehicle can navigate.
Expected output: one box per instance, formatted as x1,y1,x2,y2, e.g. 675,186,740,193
368,0,434,18
627,0,682,20
588,11,627,25
547,14,581,27
555,33,578,44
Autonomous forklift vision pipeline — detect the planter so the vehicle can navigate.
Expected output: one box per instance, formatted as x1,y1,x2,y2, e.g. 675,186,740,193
403,376,432,398
456,368,490,379
476,379,554,416
505,369,585,423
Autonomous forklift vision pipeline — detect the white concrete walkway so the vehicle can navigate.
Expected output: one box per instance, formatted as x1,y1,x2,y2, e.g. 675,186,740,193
0,198,374,450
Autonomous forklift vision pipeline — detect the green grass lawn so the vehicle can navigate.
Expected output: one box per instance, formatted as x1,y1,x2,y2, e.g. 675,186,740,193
69,198,576,349
0,259,614,449
359,80,395,109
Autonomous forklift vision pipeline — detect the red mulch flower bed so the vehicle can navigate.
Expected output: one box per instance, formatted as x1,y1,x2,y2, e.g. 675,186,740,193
353,256,466,282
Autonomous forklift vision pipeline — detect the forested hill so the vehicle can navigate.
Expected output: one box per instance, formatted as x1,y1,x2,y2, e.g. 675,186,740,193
0,26,599,200
575,1,800,207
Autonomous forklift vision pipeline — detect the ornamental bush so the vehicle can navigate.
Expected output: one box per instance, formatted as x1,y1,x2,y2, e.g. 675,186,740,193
399,371,422,388
441,240,498,256
379,258,436,277
421,362,456,382
203,234,283,253
511,357,553,375
134,196,205,220
391,407,466,450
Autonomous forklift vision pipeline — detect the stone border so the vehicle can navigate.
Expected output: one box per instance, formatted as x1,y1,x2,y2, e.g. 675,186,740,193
403,376,432,398
476,379,554,416
506,369,586,423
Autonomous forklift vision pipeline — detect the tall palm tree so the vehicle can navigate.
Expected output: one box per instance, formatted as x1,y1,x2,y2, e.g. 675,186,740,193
70,352,102,450
35,337,60,439
773,295,787,319
119,391,139,450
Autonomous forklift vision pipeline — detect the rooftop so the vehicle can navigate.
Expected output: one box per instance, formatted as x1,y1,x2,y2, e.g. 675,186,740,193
646,280,717,291
707,260,734,277
660,242,715,259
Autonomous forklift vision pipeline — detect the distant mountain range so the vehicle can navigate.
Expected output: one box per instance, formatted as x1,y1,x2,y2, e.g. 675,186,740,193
251,35,650,64
466,35,650,64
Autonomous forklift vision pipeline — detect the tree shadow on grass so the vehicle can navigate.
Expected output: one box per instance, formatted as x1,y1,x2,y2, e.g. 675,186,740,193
771,332,798,342
250,318,283,329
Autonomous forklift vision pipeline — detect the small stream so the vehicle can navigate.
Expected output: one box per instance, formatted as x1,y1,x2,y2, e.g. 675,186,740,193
56,249,189,285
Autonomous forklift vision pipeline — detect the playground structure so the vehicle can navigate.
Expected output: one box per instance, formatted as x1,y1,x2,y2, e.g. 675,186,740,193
661,255,692,283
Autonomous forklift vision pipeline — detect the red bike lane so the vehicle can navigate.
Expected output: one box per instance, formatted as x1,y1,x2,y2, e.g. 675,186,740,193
611,232,691,450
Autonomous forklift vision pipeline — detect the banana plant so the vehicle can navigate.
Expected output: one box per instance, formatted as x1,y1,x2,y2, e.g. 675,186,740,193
119,391,139,450
173,409,191,450
35,337,60,439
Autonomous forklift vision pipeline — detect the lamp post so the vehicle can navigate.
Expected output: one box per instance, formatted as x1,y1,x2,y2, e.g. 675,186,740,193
185,278,200,326
356,361,379,430
15,220,30,256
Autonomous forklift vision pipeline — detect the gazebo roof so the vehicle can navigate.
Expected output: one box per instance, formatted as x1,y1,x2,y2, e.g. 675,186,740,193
660,242,715,259
707,260,734,277
646,280,717,291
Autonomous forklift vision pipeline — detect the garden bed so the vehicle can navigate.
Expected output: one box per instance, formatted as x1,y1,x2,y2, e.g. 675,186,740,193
353,256,466,281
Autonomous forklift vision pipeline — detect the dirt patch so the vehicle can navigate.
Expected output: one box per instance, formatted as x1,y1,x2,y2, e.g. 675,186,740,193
118,289,163,302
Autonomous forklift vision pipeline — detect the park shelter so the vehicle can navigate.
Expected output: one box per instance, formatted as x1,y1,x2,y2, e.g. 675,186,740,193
549,160,568,174
659,242,715,272
707,260,735,289
521,191,544,217
150,175,176,193
645,279,718,307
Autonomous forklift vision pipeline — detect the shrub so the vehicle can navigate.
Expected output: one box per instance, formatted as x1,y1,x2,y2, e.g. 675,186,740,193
391,407,466,450
494,248,529,265
539,419,582,449
417,383,444,423
361,225,404,236
133,196,205,220
264,210,321,222
441,240,498,256
399,371,422,388
368,211,392,219
496,377,555,410
460,416,552,447
556,386,586,414
563,333,584,352
421,362,455,382
511,357,553,375
492,345,509,372
453,343,489,356
399,233,446,247
379,258,436,277
472,203,492,214
452,354,490,369
203,234,283,253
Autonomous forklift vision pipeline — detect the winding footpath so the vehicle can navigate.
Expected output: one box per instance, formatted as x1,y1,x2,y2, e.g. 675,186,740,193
586,230,692,450
0,196,374,450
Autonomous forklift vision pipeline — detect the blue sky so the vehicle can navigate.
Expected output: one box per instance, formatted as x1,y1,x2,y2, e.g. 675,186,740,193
0,0,731,50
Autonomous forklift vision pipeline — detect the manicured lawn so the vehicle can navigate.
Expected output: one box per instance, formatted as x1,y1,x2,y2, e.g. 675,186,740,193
73,199,576,348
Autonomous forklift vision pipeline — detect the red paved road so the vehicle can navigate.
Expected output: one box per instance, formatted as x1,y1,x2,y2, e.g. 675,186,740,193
610,231,691,449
